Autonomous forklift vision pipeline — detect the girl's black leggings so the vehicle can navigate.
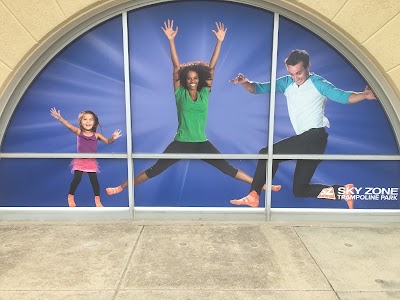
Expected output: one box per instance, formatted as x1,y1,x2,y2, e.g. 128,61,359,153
69,170,100,196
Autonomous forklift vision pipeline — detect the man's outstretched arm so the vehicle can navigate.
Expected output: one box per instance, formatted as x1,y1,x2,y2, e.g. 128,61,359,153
348,86,377,104
229,73,255,93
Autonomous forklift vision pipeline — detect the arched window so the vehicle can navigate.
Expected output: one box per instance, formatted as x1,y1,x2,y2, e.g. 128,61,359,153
0,1,399,220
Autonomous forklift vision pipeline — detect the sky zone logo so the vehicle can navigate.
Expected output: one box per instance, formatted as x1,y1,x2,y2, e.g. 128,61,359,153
337,187,398,201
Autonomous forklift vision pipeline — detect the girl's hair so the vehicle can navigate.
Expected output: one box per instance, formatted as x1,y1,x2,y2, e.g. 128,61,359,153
178,61,212,91
78,110,100,132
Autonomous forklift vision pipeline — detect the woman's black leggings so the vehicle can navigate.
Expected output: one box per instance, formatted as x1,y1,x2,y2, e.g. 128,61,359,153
145,140,239,178
69,170,100,196
251,127,342,199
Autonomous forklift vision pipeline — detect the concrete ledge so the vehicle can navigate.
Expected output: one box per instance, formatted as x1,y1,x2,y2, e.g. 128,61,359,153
1,207,399,222
271,208,400,223
133,207,267,222
0,207,133,221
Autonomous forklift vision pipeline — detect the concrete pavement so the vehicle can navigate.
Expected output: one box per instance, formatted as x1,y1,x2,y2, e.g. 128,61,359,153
0,221,399,300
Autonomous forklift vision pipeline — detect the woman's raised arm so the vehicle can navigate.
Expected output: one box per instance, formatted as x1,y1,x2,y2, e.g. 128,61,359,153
162,19,180,90
209,22,227,86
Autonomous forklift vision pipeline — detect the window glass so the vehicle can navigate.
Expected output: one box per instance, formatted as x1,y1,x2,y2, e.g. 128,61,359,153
0,159,128,207
0,3,398,212
274,17,398,155
129,1,274,154
133,159,262,207
2,16,126,153
272,160,400,209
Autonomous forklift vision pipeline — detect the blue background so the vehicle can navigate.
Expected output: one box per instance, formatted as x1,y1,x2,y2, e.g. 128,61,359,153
275,17,398,155
2,16,127,154
129,1,273,154
0,1,398,209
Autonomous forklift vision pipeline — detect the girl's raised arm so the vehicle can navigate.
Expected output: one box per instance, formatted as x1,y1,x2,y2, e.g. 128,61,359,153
50,107,80,135
208,22,227,87
96,129,122,144
162,19,180,91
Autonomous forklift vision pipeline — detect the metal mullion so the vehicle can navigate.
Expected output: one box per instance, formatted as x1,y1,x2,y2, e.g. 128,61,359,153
0,153,127,159
1,153,398,161
122,11,134,217
265,13,280,221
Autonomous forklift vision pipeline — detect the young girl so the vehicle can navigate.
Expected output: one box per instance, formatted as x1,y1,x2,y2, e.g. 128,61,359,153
106,20,280,197
50,107,121,207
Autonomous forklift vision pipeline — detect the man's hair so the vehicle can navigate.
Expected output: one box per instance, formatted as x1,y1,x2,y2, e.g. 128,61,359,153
285,49,310,68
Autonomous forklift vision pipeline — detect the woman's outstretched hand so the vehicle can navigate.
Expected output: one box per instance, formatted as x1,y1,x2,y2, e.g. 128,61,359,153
212,22,227,42
162,19,178,40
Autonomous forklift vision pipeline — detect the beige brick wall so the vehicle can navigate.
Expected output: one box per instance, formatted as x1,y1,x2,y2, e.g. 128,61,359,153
0,0,399,99
298,0,400,97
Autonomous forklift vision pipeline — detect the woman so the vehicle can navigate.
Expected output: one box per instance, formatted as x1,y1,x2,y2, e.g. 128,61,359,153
106,20,280,196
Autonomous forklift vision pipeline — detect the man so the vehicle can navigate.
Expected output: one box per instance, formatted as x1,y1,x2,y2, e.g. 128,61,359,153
229,49,376,209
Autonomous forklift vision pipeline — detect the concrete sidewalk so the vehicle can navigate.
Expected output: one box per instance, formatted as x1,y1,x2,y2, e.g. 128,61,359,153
0,221,399,300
